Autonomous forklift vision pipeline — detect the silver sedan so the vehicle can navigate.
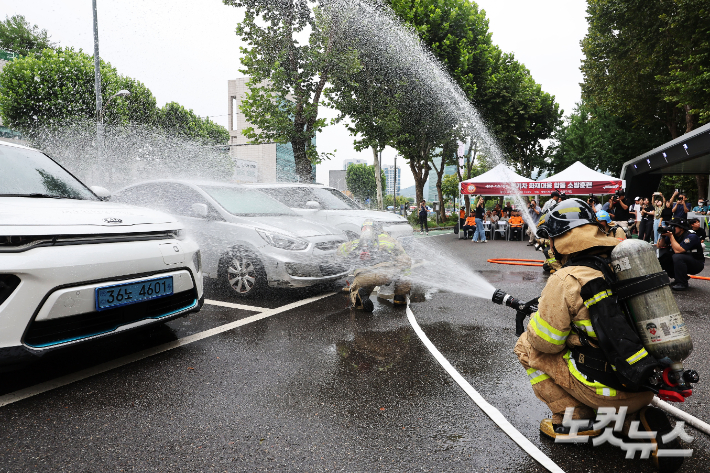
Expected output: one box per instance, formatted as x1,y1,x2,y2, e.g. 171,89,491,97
113,180,349,298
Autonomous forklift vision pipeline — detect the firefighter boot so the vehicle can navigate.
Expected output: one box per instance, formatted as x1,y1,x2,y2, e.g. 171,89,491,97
539,418,601,441
638,407,684,473
353,288,374,312
393,295,407,305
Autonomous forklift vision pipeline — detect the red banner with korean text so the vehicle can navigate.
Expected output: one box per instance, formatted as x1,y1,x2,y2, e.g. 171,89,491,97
460,180,623,195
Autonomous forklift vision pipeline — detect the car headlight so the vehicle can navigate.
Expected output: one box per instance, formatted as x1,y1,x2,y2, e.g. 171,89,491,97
256,229,309,251
168,229,187,240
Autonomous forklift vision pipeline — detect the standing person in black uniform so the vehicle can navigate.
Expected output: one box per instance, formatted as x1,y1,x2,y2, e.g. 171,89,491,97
657,218,705,290
638,197,655,242
418,200,429,235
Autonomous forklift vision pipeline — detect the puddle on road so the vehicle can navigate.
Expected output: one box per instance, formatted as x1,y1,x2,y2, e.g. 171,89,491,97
476,270,547,284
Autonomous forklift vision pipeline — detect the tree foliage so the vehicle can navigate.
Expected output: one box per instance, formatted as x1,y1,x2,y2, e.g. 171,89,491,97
481,48,562,178
441,172,459,202
581,0,710,138
0,47,228,145
346,163,386,202
580,0,710,197
0,15,55,57
225,0,352,181
550,100,670,177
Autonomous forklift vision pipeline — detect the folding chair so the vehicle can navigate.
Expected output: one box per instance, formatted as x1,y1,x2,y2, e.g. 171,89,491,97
495,221,508,240
483,222,492,240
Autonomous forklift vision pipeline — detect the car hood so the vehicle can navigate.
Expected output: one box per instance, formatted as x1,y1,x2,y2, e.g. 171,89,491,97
0,198,180,235
324,209,408,223
228,215,345,238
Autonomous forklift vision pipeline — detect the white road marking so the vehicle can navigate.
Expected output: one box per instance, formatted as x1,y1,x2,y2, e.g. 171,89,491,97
204,299,267,312
405,299,565,473
0,292,335,408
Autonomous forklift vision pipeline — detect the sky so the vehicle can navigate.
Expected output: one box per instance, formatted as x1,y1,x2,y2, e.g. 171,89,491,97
1,0,589,189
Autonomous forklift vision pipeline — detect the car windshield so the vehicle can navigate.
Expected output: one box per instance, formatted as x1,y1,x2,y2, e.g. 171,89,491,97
201,185,297,216
0,145,97,200
258,186,362,210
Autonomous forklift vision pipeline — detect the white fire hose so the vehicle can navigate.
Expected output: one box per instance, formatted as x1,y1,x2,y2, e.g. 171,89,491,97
652,396,710,436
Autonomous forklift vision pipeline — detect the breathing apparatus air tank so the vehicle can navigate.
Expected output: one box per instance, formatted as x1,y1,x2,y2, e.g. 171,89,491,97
611,239,694,388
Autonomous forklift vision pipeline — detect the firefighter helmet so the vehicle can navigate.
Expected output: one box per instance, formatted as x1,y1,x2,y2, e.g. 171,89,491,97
537,198,600,239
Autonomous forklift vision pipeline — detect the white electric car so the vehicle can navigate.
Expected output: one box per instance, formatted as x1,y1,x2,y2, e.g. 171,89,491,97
246,183,413,241
0,142,203,370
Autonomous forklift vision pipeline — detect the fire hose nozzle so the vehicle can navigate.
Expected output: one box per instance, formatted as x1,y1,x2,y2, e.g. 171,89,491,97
492,289,525,311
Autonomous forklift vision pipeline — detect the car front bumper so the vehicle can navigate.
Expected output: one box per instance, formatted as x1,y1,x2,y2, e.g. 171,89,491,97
0,238,203,368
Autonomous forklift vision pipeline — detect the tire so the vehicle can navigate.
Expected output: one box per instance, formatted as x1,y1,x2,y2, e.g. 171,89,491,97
219,247,266,298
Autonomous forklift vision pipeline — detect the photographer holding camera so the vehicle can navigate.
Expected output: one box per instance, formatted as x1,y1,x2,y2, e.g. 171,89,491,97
587,195,602,212
657,218,705,291
526,198,541,245
608,189,631,230
671,190,690,219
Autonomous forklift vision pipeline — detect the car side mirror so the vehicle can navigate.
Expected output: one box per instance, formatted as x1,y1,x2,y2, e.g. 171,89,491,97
191,203,209,218
90,185,111,200
305,200,321,210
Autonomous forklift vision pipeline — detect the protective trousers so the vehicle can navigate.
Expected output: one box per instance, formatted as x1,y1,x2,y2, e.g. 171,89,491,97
660,252,705,285
349,262,411,306
514,332,654,424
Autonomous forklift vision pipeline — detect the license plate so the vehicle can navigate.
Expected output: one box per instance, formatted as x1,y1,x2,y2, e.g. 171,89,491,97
95,276,173,311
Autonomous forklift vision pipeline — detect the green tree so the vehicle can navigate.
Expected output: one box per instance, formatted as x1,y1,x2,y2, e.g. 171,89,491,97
481,48,562,178
157,102,229,145
225,0,352,182
383,194,410,208
0,47,228,144
346,163,386,203
581,0,710,196
0,15,54,57
549,100,670,177
441,172,459,204
386,0,493,206
326,59,402,210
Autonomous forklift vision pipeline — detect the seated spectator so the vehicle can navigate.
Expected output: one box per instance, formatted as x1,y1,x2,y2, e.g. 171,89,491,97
508,210,524,241
688,218,706,243
462,215,477,240
692,200,708,215
490,209,500,225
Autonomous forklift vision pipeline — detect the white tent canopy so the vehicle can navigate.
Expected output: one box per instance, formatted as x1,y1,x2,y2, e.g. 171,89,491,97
463,163,533,183
541,161,623,195
460,163,533,195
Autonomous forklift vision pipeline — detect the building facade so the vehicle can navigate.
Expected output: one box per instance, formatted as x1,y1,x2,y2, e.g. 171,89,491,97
382,164,401,196
342,158,368,170
227,78,315,183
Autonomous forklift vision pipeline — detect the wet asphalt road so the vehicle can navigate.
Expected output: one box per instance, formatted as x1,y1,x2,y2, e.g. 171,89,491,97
1,234,709,472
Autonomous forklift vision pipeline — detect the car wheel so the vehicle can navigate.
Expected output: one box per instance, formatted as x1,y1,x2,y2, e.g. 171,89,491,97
219,247,266,298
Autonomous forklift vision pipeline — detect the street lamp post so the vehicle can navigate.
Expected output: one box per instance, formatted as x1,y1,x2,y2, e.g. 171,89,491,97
92,0,102,184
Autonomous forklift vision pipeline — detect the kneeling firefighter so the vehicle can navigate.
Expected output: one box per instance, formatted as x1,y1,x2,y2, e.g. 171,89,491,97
338,221,411,311
508,198,697,473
